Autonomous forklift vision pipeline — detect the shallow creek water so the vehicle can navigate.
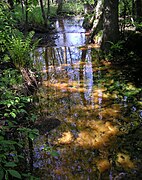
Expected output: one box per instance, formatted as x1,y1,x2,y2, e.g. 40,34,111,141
33,17,142,179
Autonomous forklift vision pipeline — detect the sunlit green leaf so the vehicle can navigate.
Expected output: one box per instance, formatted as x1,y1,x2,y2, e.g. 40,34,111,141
10,112,16,118
28,133,35,141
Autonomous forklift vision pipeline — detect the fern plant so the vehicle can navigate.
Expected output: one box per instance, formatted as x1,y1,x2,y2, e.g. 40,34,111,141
6,31,38,69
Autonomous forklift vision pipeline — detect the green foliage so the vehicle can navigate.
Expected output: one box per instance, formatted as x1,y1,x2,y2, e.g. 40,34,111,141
18,128,39,141
42,144,59,157
14,5,56,27
0,68,39,178
28,7,44,25
0,2,40,179
6,31,38,68
133,21,142,31
119,0,132,17
0,3,14,56
63,1,84,15
110,40,124,53
0,2,39,69
14,5,44,26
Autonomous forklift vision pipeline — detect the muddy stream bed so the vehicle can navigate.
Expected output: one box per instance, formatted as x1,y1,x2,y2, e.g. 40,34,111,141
33,16,142,179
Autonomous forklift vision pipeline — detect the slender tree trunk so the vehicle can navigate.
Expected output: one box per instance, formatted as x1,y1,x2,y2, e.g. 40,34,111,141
89,0,103,43
90,13,103,43
132,0,136,18
8,0,14,9
21,0,24,15
120,0,127,33
25,0,28,31
57,0,63,14
101,0,119,52
39,0,47,27
136,0,142,22
47,0,50,13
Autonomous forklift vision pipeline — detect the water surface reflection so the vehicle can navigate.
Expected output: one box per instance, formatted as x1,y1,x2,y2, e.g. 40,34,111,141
33,18,142,179
55,17,86,47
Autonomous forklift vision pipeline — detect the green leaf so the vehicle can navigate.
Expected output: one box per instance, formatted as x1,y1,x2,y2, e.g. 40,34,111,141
0,154,6,158
28,133,35,141
8,170,21,179
0,140,17,145
7,103,11,108
5,171,9,180
4,162,17,167
0,168,4,180
10,112,16,118
0,136,4,141
50,150,59,157
18,155,24,159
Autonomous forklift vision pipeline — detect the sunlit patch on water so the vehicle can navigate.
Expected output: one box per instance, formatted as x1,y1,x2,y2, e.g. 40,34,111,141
116,152,135,169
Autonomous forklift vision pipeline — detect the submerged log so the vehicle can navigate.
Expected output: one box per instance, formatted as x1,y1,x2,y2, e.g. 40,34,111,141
34,117,61,135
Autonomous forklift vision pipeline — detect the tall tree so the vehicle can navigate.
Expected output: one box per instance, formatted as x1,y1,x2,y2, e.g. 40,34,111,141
132,0,136,18
25,0,29,31
47,0,50,13
7,0,14,9
57,0,63,14
89,0,103,43
136,0,142,21
88,0,119,52
101,0,119,52
39,0,47,27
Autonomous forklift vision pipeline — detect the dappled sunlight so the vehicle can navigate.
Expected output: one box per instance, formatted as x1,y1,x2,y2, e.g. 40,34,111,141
116,152,135,169
44,81,87,93
92,87,121,101
72,104,95,111
72,61,87,66
101,59,112,67
92,66,110,72
99,106,121,119
45,119,119,176
96,159,111,172
75,120,119,149
126,82,138,91
79,43,100,50
58,131,74,144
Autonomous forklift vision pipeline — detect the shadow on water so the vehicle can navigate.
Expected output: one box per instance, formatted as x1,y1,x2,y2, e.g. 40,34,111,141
33,17,142,179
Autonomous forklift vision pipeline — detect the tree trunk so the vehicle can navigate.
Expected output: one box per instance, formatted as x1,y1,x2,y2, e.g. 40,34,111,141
8,0,14,9
90,13,103,43
89,0,103,43
39,0,47,27
47,0,50,13
101,0,119,52
136,0,142,21
57,0,63,14
132,0,136,18
25,0,28,31
21,0,24,17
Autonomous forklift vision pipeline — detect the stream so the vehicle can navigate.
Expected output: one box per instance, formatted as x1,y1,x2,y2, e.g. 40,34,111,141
33,16,142,179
